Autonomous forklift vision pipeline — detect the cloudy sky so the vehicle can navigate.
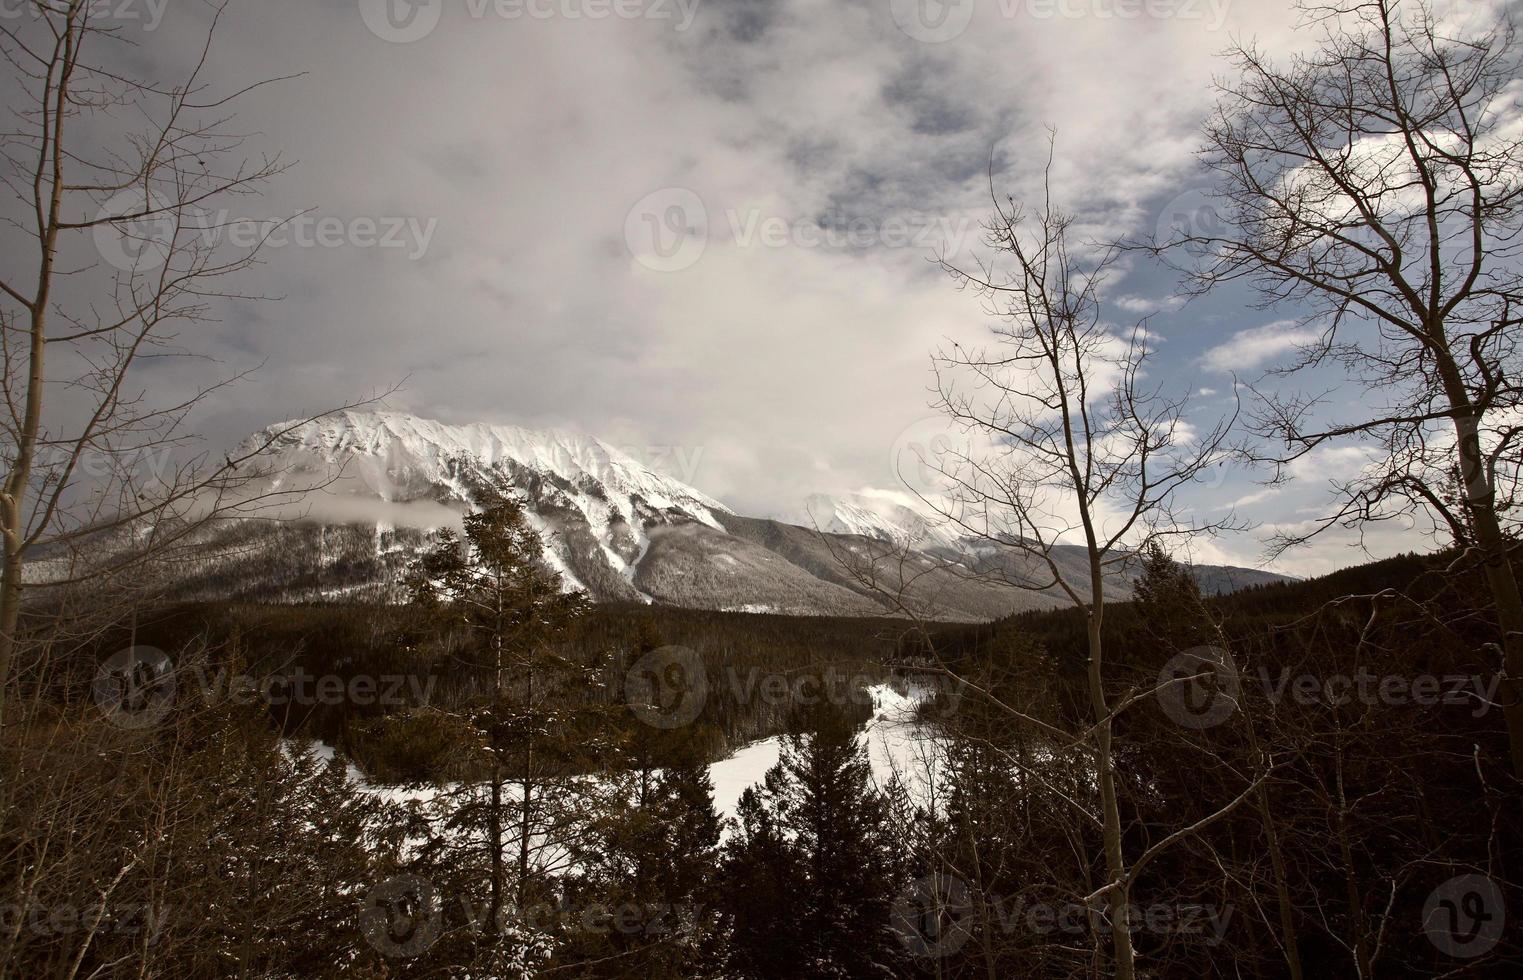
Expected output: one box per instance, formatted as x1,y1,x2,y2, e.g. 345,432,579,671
36,0,1511,576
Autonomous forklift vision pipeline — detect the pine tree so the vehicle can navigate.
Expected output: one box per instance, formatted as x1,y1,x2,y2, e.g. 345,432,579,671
398,487,594,971
147,702,409,977
721,701,907,979
721,783,804,977
1132,541,1215,651
559,740,724,977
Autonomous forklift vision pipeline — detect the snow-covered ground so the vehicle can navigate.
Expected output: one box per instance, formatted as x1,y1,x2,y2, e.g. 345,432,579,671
863,681,945,805
304,682,941,825
707,681,941,821
708,737,782,817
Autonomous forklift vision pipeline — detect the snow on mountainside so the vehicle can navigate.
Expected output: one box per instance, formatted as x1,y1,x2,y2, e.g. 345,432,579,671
255,411,728,521
804,490,963,550
243,411,731,602
165,411,1288,619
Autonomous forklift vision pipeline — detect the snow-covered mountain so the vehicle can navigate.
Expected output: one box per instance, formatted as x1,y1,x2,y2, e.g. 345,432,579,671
803,490,965,551
177,411,1286,619
255,412,728,527
241,411,732,601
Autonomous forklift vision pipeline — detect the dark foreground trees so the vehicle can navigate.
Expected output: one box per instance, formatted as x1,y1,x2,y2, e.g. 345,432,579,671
0,693,413,977
720,700,909,979
1158,0,1523,781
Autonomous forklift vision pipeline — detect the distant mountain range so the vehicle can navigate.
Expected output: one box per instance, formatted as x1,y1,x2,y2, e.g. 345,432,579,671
172,411,1288,620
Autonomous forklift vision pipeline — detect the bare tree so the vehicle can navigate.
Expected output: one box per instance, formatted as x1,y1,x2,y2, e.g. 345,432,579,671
0,1,376,730
902,159,1256,980
1156,0,1523,779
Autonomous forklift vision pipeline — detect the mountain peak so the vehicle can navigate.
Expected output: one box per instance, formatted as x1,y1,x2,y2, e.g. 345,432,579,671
258,410,731,517
202,411,1288,616
803,489,963,550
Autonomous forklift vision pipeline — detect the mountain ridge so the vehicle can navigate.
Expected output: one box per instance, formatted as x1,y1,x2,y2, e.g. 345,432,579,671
184,411,1289,619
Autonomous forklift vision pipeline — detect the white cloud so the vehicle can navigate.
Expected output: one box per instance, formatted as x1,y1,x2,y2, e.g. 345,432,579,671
38,0,1485,581
1113,293,1186,314
1225,487,1280,510
1200,321,1321,373
1286,445,1381,483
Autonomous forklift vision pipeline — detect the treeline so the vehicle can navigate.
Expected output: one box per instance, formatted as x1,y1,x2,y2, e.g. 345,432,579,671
0,673,920,978
77,597,925,771
895,545,1521,977
9,534,1515,977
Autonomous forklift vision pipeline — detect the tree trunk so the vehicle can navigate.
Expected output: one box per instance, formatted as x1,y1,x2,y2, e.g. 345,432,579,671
0,226,52,739
1236,673,1304,979
488,765,504,938
1086,603,1135,980
1259,784,1303,980
1448,389,1523,782
0,8,74,735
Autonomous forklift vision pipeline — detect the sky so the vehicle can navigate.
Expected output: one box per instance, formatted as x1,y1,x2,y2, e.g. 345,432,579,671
19,0,1515,577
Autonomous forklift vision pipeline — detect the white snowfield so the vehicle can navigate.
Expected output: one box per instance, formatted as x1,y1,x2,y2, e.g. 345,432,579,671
689,683,941,819
252,412,958,558
212,410,1282,612
255,410,730,523
248,411,731,598
805,489,965,552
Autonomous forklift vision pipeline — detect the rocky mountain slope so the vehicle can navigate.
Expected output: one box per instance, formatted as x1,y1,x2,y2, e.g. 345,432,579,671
179,411,1287,619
